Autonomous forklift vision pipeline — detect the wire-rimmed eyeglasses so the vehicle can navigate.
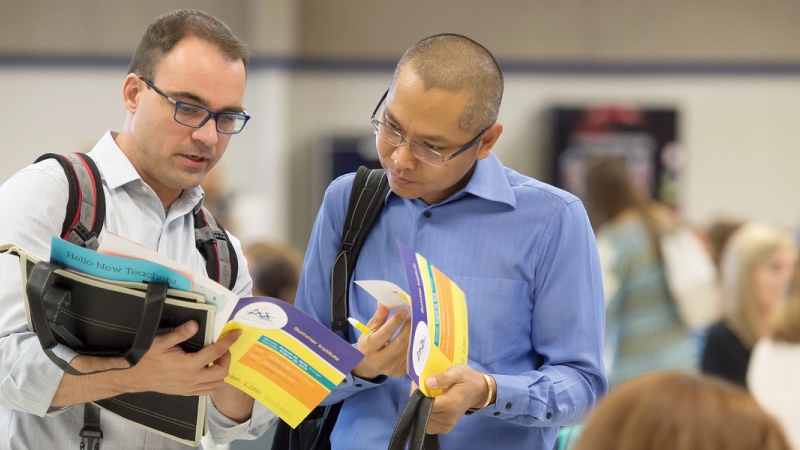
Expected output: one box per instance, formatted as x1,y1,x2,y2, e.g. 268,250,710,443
370,89,490,167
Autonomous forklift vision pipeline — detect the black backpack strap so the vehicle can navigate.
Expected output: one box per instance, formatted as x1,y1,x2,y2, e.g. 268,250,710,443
194,206,238,290
271,166,390,450
34,153,108,449
35,153,105,251
331,166,390,341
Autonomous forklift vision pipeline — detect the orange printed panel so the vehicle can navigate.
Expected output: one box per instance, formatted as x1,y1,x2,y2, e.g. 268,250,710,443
239,344,329,410
433,268,455,361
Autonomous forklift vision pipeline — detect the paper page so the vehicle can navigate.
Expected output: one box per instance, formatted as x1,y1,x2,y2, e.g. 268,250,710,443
98,232,239,336
219,297,364,428
354,280,412,313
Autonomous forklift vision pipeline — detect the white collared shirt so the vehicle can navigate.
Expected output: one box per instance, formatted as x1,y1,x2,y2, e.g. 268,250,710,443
0,131,275,449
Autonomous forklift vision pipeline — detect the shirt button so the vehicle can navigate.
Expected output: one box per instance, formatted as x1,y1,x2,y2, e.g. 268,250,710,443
423,211,432,218
546,412,552,419
505,403,512,409
141,185,148,193
355,383,362,388
493,412,500,416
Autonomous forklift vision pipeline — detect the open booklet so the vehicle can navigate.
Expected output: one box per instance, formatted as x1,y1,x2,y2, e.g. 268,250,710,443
39,235,364,437
355,240,468,397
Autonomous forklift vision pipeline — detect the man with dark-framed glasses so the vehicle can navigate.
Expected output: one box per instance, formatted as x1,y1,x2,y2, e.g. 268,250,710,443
295,33,607,449
0,9,275,449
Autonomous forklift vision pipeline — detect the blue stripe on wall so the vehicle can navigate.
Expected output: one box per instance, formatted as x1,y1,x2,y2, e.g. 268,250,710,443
3,54,800,76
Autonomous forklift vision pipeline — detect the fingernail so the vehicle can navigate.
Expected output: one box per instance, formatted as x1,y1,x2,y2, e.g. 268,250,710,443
400,310,408,320
185,321,197,334
426,376,438,389
221,329,242,340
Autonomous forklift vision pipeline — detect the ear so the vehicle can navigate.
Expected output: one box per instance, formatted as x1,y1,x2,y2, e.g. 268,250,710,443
476,123,503,161
122,74,143,113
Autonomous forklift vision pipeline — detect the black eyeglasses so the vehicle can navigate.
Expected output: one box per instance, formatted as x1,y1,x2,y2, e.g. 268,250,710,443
138,76,250,134
370,89,491,167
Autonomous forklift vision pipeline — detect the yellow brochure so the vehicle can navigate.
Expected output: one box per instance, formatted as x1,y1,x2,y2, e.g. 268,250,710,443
220,297,364,428
356,240,468,397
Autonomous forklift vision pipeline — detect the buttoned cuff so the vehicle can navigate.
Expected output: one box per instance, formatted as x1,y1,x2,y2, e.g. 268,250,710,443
320,372,388,405
470,374,553,422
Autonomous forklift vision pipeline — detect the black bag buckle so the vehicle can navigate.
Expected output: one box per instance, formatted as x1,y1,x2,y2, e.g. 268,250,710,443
72,223,96,245
79,426,103,450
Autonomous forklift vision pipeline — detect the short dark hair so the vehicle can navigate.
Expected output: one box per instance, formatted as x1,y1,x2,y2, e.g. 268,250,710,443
392,33,503,134
128,9,250,81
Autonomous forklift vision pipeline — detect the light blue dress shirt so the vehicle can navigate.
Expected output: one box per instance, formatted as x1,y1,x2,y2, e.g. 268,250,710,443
295,152,607,450
0,131,276,449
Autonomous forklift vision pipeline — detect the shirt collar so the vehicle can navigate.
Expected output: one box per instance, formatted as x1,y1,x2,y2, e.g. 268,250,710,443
460,152,517,208
384,152,517,208
87,130,204,208
86,131,140,190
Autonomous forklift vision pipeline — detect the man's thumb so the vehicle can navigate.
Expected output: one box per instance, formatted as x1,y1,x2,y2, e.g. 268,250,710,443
166,320,197,344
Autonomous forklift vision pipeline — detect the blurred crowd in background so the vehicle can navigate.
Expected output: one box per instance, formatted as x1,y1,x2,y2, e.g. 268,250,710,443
202,152,800,449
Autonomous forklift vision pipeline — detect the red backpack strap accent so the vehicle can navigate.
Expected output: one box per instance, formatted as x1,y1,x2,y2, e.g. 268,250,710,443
194,206,238,290
35,153,105,250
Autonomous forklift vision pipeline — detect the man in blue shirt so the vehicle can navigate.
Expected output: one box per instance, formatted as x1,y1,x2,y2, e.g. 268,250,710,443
295,34,607,449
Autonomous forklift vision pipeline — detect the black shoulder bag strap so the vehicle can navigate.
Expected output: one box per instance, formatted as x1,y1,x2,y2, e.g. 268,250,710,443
330,166,390,340
319,166,389,446
274,167,389,450
388,389,440,450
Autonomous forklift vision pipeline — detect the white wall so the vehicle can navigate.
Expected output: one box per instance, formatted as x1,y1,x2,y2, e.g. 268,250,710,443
287,72,800,240
1,68,123,175
0,66,294,246
3,67,799,249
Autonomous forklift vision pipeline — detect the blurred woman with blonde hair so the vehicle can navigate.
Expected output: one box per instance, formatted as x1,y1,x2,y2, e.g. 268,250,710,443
573,371,790,450
701,222,797,388
748,259,800,448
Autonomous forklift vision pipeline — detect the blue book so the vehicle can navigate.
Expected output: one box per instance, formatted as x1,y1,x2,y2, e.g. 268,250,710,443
50,237,192,292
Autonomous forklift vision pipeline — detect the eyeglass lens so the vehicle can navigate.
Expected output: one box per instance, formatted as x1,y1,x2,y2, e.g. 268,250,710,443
372,120,446,166
174,103,246,133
